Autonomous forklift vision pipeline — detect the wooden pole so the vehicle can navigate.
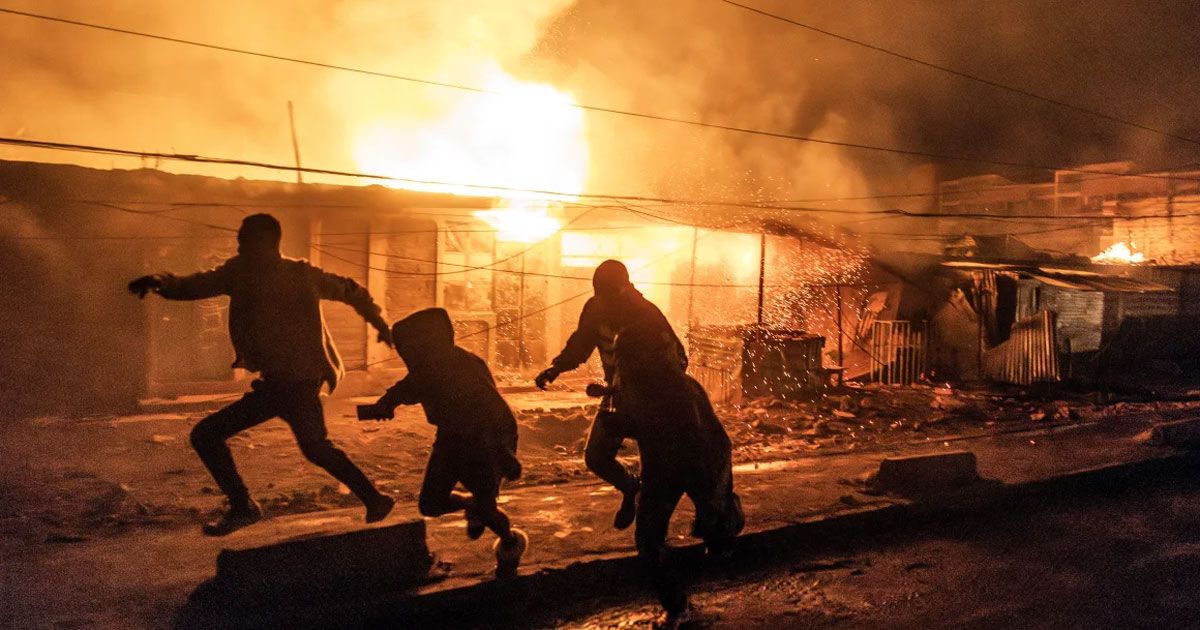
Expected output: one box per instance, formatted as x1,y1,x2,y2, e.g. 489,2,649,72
756,232,766,327
835,284,844,379
517,248,527,370
686,226,699,330
287,100,303,184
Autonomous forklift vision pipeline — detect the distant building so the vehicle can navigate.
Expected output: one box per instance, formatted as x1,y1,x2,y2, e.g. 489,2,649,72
934,162,1200,265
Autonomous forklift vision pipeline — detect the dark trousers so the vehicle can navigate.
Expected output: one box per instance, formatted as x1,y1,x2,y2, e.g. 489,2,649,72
635,453,744,616
584,409,639,494
638,470,739,614
189,378,379,508
417,434,512,539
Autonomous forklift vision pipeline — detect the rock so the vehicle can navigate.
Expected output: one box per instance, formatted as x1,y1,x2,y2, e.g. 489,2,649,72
1030,410,1047,422
867,451,981,494
832,410,856,419
149,434,176,444
1148,419,1200,446
214,518,433,597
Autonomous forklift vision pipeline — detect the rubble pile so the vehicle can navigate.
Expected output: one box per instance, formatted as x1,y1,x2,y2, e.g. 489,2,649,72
718,383,1104,463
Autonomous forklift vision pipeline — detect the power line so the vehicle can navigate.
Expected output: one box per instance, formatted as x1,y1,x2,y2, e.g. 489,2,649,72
4,7,1200,180
717,0,1200,149
11,133,1200,222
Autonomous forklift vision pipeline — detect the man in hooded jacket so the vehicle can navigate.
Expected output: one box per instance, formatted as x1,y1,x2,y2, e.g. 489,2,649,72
128,213,395,535
535,260,687,530
360,308,527,578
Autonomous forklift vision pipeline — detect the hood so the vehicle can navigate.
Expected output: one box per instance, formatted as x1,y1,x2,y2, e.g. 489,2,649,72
391,308,455,366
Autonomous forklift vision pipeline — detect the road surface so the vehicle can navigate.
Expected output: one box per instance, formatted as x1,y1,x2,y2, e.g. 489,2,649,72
551,467,1200,629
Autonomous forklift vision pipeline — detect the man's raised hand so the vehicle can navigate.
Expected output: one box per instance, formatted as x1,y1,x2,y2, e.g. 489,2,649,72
375,326,395,349
535,367,560,390
127,275,163,299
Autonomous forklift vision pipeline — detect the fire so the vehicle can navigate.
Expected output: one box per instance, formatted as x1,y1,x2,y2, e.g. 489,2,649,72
352,63,585,242
475,201,562,243
1092,241,1145,264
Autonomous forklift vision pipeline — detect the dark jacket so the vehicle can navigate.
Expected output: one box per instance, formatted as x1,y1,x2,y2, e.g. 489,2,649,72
612,320,742,540
550,289,687,384
157,254,387,391
379,308,520,480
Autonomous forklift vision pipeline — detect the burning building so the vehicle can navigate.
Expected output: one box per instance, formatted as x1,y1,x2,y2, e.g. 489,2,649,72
3,157,898,417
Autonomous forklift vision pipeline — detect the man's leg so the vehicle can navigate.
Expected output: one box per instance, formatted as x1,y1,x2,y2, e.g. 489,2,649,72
189,390,275,535
468,473,527,580
417,439,471,517
190,392,274,508
584,409,640,528
279,382,392,522
635,481,688,620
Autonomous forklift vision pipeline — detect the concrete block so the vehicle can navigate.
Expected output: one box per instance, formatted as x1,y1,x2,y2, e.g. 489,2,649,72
214,518,433,597
1149,419,1200,446
870,451,980,494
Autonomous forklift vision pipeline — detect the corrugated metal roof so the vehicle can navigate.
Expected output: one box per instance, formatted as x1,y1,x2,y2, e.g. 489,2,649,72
940,260,1173,292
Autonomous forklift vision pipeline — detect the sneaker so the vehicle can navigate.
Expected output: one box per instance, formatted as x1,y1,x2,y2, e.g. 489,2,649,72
492,528,528,581
202,500,262,537
365,493,395,524
656,604,697,630
613,484,639,530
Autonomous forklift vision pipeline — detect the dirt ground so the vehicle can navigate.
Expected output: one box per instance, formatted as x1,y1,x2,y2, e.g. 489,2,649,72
550,453,1200,629
2,379,1196,548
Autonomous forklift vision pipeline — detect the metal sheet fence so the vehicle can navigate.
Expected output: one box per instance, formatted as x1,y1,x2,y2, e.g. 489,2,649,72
983,310,1061,384
869,320,927,385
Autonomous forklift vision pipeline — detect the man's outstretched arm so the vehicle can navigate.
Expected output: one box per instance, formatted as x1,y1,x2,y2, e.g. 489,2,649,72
359,376,420,420
129,263,231,301
536,299,601,389
312,267,392,346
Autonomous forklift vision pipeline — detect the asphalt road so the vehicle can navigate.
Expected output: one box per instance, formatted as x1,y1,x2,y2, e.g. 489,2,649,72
551,468,1200,629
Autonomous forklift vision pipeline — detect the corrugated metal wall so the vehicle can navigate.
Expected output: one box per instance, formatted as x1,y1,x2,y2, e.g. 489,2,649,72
983,310,1061,384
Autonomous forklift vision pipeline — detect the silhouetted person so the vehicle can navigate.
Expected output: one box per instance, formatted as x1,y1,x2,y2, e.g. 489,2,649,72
128,213,395,536
535,260,686,530
358,308,527,578
594,318,744,628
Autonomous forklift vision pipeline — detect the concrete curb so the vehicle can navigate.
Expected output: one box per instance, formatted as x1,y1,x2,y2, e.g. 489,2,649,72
175,449,1198,629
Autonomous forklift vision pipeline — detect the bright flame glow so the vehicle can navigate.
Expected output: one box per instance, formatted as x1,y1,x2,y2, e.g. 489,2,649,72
352,63,585,243
475,202,562,243
1092,241,1145,264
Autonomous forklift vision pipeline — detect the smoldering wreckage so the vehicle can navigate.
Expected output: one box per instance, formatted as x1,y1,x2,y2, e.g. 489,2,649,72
7,155,1200,628
6,1,1200,626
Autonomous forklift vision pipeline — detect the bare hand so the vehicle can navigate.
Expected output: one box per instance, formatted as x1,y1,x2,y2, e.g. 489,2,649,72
357,402,394,421
585,383,613,398
127,275,163,299
535,367,559,390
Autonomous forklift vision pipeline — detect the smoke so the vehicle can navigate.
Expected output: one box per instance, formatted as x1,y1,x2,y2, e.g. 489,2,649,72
528,0,1200,211
2,0,1200,212
0,0,574,182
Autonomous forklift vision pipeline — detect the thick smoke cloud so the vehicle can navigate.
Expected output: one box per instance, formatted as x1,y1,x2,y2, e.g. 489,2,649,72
2,0,1200,210
531,0,1200,208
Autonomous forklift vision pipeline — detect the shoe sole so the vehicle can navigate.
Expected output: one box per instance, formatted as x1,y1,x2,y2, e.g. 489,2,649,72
493,528,528,580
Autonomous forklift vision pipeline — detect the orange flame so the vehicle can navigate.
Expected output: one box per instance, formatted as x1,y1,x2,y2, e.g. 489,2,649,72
1092,241,1145,264
352,64,584,242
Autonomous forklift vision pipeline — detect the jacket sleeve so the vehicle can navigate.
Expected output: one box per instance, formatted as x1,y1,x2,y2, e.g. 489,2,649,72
550,299,601,372
312,265,389,333
157,262,232,301
378,375,421,409
668,322,689,370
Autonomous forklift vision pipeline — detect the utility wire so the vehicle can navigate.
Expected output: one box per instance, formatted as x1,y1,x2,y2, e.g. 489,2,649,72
3,7,1200,180
717,0,1200,149
11,135,1200,223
